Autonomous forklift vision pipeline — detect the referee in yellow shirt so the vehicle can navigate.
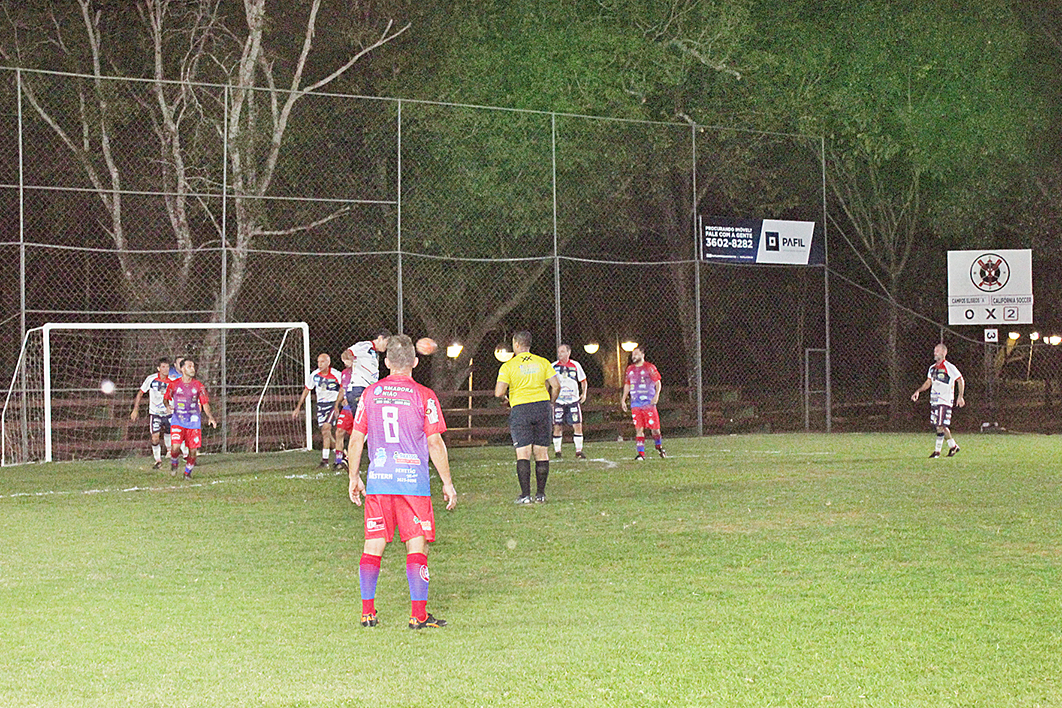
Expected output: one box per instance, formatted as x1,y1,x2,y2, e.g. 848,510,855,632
495,331,560,504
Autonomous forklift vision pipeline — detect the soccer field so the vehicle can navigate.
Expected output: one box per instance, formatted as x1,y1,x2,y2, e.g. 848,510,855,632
2,433,1060,708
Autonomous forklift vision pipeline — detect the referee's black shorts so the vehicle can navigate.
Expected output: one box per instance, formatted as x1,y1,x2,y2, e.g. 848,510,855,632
508,400,553,448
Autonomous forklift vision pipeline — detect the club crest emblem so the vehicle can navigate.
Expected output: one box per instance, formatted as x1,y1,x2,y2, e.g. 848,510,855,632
970,254,1010,292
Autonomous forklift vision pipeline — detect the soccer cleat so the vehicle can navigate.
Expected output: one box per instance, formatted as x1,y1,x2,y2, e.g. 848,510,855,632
409,613,447,629
575,451,587,459
152,459,162,470
554,450,563,459
929,451,941,458
534,493,546,504
170,461,179,477
184,470,192,479
317,459,329,469
657,447,667,459
514,495,532,505
361,612,378,628
947,445,960,457
634,453,645,462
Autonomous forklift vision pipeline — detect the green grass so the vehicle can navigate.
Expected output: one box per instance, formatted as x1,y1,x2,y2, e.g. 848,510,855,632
2,433,1060,707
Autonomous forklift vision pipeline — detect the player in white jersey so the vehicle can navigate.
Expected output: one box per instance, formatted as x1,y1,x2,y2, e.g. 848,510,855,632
343,329,390,412
551,344,588,459
911,343,965,458
292,353,344,468
130,357,176,468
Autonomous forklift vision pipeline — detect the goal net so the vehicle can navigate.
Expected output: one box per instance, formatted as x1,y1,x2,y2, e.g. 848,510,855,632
2,322,312,465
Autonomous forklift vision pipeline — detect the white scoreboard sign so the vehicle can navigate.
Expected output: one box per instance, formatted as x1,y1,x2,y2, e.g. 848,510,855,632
948,250,1033,325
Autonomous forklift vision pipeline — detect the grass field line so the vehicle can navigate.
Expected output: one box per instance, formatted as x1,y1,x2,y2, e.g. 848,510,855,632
0,475,249,499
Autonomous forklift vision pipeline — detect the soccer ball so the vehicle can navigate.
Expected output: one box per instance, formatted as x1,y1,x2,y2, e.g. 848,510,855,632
100,379,116,395
416,337,438,355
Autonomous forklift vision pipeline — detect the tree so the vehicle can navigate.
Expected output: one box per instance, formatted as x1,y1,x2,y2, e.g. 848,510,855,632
751,0,1035,423
1,0,407,321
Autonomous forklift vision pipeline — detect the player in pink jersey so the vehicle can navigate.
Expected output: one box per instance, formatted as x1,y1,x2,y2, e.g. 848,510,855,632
163,357,217,479
621,345,666,460
347,334,456,629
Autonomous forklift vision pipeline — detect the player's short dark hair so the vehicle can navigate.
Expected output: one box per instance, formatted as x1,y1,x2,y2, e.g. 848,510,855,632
181,356,195,366
157,356,171,366
386,334,415,369
513,331,532,348
374,328,391,340
558,343,571,352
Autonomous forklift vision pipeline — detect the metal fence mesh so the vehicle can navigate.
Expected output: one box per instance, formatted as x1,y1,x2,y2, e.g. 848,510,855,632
3,65,1058,464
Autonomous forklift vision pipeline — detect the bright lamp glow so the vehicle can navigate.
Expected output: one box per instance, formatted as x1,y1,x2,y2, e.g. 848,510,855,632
620,340,639,352
1008,332,1021,341
583,342,600,355
494,346,514,362
1051,336,1062,346
446,342,464,359
1031,331,1041,341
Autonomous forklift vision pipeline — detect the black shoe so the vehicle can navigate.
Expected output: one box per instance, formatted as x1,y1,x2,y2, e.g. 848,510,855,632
361,612,378,628
409,613,447,629
515,495,532,505
575,451,587,459
634,453,645,462
657,447,667,459
317,459,329,469
152,459,162,470
554,450,563,459
929,451,941,458
947,446,960,457
534,493,546,503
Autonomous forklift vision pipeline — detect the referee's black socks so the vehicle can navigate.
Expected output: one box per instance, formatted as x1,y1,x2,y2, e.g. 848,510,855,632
517,459,532,498
535,460,549,497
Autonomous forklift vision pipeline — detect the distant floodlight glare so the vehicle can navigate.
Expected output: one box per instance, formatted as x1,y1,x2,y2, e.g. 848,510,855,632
1051,335,1062,346
620,340,639,352
446,342,464,359
1031,331,1041,341
583,342,600,355
1008,332,1021,341
494,346,514,362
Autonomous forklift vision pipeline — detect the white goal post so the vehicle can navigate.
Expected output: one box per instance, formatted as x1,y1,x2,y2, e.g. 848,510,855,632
2,322,313,465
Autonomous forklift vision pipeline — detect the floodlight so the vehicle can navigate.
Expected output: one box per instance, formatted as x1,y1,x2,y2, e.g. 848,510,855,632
1008,332,1021,341
446,342,464,359
494,346,514,362
1051,336,1062,346
620,340,639,352
583,342,600,355
1031,331,1041,341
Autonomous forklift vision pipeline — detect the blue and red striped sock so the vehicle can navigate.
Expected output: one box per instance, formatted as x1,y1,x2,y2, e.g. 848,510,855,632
636,436,645,455
360,553,382,615
407,552,429,621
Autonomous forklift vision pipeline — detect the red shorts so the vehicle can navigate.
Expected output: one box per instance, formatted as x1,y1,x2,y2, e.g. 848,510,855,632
336,408,354,434
363,494,436,543
170,425,202,450
630,406,660,430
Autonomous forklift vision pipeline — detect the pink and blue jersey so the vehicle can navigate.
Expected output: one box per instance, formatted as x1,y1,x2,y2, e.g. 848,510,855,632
353,374,446,497
625,362,661,408
163,378,210,429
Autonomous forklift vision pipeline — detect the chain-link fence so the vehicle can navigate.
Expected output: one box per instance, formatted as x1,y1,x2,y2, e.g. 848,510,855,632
2,65,1056,459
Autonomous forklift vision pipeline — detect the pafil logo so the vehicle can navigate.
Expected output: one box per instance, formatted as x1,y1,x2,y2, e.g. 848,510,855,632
970,254,1010,292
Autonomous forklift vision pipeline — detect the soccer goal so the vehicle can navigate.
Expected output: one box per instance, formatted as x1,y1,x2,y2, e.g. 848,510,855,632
2,322,312,465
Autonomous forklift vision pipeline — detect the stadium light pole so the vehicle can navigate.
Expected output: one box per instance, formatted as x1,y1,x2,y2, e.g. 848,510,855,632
1028,331,1040,380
